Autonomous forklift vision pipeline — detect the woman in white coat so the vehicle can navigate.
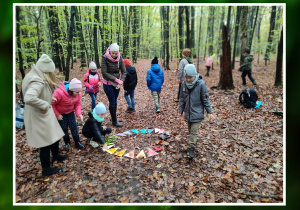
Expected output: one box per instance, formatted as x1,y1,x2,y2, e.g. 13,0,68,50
22,54,68,177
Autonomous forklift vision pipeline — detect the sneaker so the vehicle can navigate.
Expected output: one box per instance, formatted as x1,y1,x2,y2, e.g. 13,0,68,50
131,107,135,111
156,107,160,113
126,106,132,112
188,147,195,159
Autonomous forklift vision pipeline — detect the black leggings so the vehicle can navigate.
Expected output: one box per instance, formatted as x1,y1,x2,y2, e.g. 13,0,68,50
58,111,79,138
40,141,59,169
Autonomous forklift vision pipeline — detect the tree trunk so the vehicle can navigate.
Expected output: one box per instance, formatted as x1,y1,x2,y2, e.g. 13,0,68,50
257,13,262,64
264,6,276,66
75,6,87,69
191,6,196,58
232,6,241,69
239,6,248,69
165,6,170,69
208,7,214,56
103,6,109,49
217,6,225,61
132,6,137,63
94,6,100,67
16,6,25,79
185,6,190,48
274,28,283,86
218,24,234,90
65,6,75,81
121,6,129,58
248,6,259,52
197,7,203,73
178,6,184,56
35,6,43,61
227,6,231,37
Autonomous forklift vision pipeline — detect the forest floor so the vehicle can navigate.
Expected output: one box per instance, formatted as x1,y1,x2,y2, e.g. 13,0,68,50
15,57,284,203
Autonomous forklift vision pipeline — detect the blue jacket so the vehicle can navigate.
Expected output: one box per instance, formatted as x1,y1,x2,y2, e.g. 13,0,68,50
146,64,164,91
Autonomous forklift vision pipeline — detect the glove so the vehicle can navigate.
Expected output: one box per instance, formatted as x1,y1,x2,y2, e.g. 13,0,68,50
89,85,93,90
98,82,102,87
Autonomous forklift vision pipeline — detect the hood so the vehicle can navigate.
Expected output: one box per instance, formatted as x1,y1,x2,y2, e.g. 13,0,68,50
59,81,70,95
126,66,136,75
150,64,161,73
247,54,254,62
88,110,94,119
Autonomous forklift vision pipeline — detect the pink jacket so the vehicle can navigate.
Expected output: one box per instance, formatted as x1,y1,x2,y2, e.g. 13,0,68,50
205,57,213,67
51,81,82,117
84,69,101,94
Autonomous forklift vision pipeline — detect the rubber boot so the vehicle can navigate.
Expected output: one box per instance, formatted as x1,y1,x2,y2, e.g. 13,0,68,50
73,136,84,148
51,141,68,163
63,136,71,150
40,145,62,177
188,147,195,159
109,106,122,127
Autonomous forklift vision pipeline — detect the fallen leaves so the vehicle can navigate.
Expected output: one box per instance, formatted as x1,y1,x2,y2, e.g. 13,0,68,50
15,58,283,203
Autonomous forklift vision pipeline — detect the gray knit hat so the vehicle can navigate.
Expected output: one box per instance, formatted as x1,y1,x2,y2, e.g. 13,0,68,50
184,64,198,77
89,61,97,70
35,54,55,73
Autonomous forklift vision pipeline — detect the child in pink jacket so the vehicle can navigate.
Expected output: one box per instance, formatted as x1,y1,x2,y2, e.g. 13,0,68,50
205,56,214,77
84,61,102,110
52,78,84,150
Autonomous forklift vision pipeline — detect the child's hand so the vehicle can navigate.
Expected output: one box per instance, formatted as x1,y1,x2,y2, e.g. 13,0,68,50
52,97,57,102
103,126,107,130
57,115,63,120
207,113,215,122
89,85,93,90
78,115,83,122
102,143,108,151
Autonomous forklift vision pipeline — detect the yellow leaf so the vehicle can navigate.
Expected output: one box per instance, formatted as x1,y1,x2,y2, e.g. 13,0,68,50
66,192,72,198
43,178,49,182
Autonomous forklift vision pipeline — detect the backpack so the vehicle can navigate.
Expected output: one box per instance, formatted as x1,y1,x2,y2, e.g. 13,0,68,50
239,88,258,108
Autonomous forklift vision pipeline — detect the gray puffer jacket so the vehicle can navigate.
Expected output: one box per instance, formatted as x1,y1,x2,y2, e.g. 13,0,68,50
101,54,126,87
179,76,212,122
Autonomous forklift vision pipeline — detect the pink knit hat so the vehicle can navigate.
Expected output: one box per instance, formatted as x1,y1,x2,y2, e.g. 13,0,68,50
69,78,82,92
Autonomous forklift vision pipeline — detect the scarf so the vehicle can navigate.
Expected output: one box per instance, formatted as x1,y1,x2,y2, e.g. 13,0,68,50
92,109,104,122
185,57,193,64
105,46,120,63
185,74,199,89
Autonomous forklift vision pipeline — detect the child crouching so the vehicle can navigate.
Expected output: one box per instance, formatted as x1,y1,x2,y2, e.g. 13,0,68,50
82,102,111,150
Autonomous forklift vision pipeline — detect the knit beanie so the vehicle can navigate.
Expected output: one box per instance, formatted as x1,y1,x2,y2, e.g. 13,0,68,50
94,102,106,114
123,59,130,67
89,61,97,70
69,78,82,92
184,64,198,77
35,54,55,73
244,49,250,54
110,43,119,52
151,57,158,64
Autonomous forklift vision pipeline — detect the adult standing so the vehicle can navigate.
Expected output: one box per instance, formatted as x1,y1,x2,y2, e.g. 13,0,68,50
175,48,193,102
101,43,126,127
22,54,67,177
205,56,214,76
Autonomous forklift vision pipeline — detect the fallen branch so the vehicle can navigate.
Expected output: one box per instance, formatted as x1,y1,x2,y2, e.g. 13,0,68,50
241,143,253,149
242,192,279,200
233,172,247,176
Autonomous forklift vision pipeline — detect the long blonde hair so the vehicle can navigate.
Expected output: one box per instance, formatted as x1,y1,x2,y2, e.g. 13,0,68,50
43,72,57,91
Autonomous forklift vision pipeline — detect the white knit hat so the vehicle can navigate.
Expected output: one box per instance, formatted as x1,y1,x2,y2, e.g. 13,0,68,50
110,43,119,52
89,61,97,70
35,54,55,73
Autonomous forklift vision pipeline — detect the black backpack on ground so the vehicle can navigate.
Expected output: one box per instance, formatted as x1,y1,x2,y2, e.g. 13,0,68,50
239,88,258,108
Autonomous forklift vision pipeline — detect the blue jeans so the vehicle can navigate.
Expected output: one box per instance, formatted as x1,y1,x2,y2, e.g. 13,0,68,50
103,84,120,108
88,92,97,109
124,90,135,108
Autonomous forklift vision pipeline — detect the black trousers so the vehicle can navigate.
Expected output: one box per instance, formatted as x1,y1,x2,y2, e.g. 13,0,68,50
40,141,59,169
241,69,256,85
205,66,211,76
177,82,182,100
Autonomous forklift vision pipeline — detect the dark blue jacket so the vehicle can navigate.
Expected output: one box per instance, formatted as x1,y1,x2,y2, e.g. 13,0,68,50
146,64,164,91
124,65,137,91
